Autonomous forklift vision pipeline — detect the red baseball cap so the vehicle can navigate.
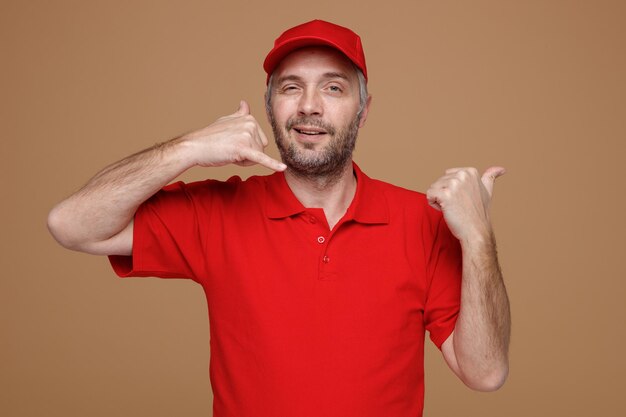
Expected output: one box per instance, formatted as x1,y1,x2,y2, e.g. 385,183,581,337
263,19,367,84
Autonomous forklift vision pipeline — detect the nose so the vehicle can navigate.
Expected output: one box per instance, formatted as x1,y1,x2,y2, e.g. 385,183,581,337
297,87,323,117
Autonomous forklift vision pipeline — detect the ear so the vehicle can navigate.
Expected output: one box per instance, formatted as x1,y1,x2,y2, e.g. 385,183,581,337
358,94,373,128
264,91,271,123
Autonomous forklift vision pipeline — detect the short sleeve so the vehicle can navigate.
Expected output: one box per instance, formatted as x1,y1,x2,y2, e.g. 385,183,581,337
108,181,206,282
424,215,462,349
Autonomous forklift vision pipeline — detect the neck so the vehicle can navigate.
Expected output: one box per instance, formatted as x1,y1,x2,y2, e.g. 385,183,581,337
284,161,357,230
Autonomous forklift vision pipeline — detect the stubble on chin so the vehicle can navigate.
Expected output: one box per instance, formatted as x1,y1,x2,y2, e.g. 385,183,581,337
269,112,360,184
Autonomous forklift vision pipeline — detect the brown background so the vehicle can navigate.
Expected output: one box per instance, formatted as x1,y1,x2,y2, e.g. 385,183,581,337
2,0,625,416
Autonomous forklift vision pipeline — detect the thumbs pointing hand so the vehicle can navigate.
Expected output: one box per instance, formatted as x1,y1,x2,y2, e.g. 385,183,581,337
426,166,506,243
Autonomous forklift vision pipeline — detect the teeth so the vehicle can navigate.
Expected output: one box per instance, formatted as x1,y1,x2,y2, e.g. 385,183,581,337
296,128,324,135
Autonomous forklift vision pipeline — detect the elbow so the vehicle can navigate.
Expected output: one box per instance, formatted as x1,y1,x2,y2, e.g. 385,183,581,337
462,363,509,392
47,204,80,250
47,204,131,256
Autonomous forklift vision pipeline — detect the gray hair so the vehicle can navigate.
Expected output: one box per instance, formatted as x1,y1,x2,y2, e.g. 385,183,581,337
265,64,369,120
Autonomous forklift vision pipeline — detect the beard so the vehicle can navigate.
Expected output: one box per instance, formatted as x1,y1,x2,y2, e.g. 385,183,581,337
269,111,360,183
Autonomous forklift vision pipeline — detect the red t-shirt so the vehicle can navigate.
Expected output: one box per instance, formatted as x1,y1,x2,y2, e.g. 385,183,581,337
109,163,462,417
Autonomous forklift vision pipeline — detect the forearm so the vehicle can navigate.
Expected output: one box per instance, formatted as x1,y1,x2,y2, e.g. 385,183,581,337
453,233,511,390
48,136,194,251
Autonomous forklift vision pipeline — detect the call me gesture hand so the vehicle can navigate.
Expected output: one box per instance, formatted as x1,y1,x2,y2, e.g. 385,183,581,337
183,100,286,172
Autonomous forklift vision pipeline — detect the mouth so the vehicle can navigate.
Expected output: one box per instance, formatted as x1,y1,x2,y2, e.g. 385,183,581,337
292,126,328,136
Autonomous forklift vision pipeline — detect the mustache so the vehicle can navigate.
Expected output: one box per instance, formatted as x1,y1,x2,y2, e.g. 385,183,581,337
286,117,336,135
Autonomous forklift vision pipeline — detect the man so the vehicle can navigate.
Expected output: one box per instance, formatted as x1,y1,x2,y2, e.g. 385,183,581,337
48,20,510,417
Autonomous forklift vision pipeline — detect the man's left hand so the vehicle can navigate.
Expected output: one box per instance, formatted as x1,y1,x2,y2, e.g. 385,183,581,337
426,166,506,244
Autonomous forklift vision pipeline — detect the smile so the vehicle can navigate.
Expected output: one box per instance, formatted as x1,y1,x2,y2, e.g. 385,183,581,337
292,127,328,136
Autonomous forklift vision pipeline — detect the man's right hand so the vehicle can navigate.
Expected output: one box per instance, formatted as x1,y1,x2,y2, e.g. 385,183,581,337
180,100,286,172
48,100,286,256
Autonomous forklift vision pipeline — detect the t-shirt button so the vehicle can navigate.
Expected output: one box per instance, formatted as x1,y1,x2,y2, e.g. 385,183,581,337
309,216,317,224
317,236,325,244
322,255,330,263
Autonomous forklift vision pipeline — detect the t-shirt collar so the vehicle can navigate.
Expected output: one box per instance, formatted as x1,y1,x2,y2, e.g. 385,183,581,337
264,161,389,225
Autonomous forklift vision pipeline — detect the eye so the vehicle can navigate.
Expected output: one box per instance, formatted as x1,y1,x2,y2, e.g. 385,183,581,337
328,85,343,93
280,84,301,94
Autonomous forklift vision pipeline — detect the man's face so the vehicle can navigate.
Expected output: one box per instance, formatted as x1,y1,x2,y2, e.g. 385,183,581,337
267,46,370,179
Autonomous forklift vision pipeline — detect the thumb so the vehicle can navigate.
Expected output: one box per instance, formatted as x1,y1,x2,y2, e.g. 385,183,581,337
481,166,506,196
234,100,250,116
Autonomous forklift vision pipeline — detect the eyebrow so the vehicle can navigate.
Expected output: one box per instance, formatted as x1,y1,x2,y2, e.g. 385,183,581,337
321,71,350,81
275,72,351,85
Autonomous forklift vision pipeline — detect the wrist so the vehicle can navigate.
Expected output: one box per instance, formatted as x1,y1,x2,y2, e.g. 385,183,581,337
166,134,202,169
459,228,496,252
